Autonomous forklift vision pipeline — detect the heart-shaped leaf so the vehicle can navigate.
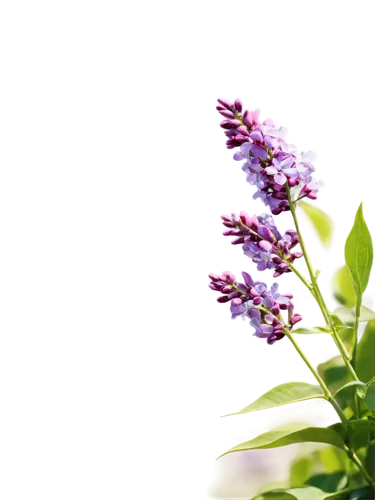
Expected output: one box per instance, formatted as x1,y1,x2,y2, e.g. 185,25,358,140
332,265,357,307
218,423,345,458
345,203,373,297
356,320,375,383
299,202,334,248
223,382,325,417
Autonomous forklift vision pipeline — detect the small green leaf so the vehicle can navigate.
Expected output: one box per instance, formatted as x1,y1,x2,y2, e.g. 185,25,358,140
364,380,375,411
293,327,331,334
218,423,346,458
344,203,373,297
223,382,325,417
299,202,334,248
347,419,373,450
356,320,375,383
332,265,357,307
333,381,366,400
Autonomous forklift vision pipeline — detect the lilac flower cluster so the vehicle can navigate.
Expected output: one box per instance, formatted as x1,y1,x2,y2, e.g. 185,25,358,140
221,211,303,277
216,98,323,215
208,271,302,345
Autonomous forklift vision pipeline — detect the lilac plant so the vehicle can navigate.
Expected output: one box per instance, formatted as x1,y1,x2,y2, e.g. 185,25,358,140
209,98,375,499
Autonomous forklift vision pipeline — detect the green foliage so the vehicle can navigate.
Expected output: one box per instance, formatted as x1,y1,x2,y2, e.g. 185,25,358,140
364,379,375,411
356,320,375,383
293,327,331,334
299,202,334,248
253,485,327,499
346,419,374,450
317,356,351,395
344,203,373,298
223,382,325,416
218,424,346,458
332,306,375,325
332,265,357,307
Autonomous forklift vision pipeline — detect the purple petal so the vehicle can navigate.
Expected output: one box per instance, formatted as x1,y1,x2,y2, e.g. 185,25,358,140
259,240,272,252
251,144,268,160
258,225,274,242
265,166,278,175
242,272,254,287
282,167,299,177
249,130,263,142
274,172,287,185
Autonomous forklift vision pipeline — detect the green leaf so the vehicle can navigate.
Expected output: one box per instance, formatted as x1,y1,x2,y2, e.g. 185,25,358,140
347,419,373,450
293,327,331,334
218,423,346,458
299,202,334,248
365,441,375,481
249,477,290,500
356,320,375,383
333,306,375,326
318,356,351,394
333,265,357,307
253,486,327,500
364,380,375,411
333,381,367,401
290,456,313,488
344,203,373,297
306,471,347,493
319,446,349,473
350,486,374,500
223,382,325,416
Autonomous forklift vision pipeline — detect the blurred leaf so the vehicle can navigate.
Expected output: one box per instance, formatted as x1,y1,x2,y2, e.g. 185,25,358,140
333,265,357,307
350,486,374,500
333,381,366,410
319,446,349,473
356,320,375,383
223,382,325,416
339,328,355,357
290,456,313,488
306,471,347,493
318,356,351,394
218,424,346,458
253,486,327,500
333,306,375,326
299,202,334,248
364,380,375,411
365,441,375,481
347,419,373,450
255,481,291,496
345,203,373,297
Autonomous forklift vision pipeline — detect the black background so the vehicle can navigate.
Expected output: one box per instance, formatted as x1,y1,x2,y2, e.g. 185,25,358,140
191,88,375,494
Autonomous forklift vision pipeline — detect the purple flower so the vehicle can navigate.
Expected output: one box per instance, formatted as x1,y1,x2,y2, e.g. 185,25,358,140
208,271,301,344
217,98,323,214
221,211,303,277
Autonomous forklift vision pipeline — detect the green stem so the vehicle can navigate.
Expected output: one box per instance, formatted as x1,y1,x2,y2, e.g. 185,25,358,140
286,188,359,381
345,446,375,488
283,328,332,400
352,297,362,418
